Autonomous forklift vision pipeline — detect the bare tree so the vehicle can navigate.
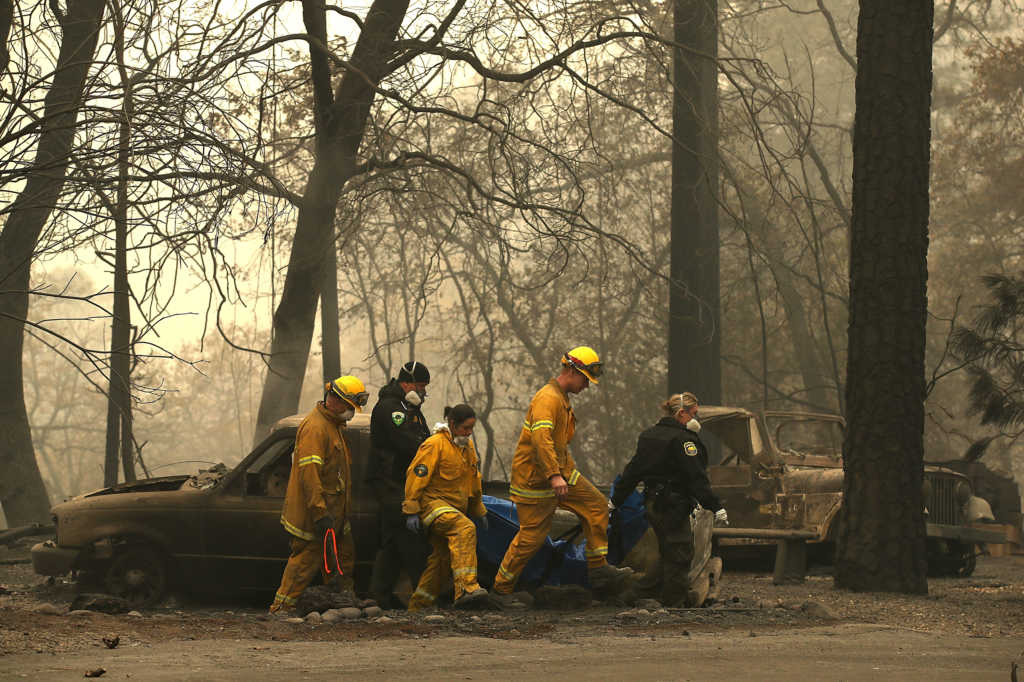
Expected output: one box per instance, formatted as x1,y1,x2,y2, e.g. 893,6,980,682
0,0,107,525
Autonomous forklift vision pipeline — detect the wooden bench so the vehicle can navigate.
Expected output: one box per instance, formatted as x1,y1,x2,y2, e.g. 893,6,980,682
713,527,819,585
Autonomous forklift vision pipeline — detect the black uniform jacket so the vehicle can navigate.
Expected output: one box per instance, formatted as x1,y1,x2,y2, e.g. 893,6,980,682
612,416,721,512
366,378,430,501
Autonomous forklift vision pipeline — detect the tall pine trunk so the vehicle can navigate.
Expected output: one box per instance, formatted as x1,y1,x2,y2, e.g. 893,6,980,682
835,0,932,593
668,0,720,405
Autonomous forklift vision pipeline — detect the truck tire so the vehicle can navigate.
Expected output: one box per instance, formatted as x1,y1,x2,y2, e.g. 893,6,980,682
104,546,168,607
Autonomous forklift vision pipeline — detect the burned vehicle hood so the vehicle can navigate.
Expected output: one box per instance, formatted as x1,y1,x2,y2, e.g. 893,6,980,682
74,463,230,500
78,476,193,498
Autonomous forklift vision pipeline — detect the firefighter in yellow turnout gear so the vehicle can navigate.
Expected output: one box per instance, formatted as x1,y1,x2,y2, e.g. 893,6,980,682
269,376,369,613
403,404,490,610
493,347,633,601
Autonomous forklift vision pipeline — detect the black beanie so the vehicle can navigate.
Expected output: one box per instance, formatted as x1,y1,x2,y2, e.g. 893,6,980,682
398,361,430,384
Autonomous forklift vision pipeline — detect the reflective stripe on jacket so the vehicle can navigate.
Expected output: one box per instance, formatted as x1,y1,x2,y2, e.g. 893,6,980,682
509,379,578,502
402,430,486,523
280,403,352,540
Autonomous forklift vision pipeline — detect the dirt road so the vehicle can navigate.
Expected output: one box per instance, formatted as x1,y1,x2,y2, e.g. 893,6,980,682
1,623,1020,681
2,543,1021,681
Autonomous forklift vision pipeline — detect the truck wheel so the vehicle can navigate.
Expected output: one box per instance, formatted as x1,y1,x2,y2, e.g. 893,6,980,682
926,539,977,578
104,546,168,607
952,546,977,578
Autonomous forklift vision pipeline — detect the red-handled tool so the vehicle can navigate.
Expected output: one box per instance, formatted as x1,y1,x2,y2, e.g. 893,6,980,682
322,527,343,577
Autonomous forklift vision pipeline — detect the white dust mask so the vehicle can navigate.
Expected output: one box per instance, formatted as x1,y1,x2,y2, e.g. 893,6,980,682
686,418,701,433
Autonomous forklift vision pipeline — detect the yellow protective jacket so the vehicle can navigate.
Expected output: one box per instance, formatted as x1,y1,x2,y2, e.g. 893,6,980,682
280,403,352,541
509,378,580,503
402,430,486,526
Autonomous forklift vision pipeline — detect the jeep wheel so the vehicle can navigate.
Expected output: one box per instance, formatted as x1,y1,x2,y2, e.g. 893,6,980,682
953,549,977,578
926,539,977,578
104,546,167,607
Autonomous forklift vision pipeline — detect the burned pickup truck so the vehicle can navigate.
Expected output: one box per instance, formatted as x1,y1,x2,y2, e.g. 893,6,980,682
702,406,1002,577
31,414,382,606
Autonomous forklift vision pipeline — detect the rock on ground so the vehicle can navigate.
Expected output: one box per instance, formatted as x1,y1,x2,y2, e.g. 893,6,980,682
32,602,63,615
70,594,132,615
294,586,358,617
800,600,836,620
532,585,590,610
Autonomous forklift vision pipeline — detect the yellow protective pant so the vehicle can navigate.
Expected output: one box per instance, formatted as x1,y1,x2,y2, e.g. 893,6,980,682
493,475,609,594
407,511,482,611
269,523,354,613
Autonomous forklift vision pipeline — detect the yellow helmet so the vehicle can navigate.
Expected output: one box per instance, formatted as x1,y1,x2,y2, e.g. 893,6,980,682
326,375,369,411
562,346,603,384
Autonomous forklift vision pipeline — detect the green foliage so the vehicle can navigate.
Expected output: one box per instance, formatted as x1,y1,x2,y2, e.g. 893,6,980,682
951,274,1024,429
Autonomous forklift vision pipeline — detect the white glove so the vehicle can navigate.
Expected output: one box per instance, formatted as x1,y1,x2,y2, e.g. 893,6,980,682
714,508,729,527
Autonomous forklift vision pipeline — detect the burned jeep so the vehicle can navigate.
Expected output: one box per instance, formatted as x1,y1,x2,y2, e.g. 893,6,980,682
702,406,1001,578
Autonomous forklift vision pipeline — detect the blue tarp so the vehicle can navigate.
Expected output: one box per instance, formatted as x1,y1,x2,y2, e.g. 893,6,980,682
477,478,648,588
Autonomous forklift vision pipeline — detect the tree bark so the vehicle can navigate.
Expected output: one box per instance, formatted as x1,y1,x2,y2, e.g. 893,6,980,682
668,0,720,404
0,0,12,74
727,172,835,412
771,261,834,412
320,245,340,384
835,0,932,593
105,2,135,486
252,0,410,443
0,0,106,525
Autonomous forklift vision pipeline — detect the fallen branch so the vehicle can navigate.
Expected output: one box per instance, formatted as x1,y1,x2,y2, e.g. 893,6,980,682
0,524,56,546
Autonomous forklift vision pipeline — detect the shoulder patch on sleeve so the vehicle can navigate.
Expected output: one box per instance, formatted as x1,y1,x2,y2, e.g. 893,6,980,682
392,411,406,426
683,441,698,457
413,463,428,477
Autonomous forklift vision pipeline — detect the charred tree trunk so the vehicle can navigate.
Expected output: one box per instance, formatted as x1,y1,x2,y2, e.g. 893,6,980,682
252,0,410,443
0,0,12,74
727,171,834,412
668,0,720,404
105,5,136,486
835,0,932,594
320,245,340,384
0,0,106,525
771,263,834,412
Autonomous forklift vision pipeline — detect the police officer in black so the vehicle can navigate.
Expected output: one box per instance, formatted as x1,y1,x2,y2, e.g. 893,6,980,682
610,392,728,606
367,361,432,607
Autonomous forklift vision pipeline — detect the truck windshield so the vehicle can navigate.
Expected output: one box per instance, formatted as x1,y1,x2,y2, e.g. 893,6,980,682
767,417,843,458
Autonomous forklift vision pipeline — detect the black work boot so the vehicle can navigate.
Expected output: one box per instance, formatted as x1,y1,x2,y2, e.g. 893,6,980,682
453,587,488,609
487,591,528,610
588,563,635,598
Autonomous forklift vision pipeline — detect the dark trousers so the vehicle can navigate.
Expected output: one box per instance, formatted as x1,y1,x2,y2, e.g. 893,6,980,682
369,506,430,605
637,492,694,607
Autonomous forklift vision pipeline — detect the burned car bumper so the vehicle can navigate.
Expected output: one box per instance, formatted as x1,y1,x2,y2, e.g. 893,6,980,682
31,541,81,576
926,523,1003,545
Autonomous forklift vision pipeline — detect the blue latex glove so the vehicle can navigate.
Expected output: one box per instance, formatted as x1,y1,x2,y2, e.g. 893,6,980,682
406,514,422,533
